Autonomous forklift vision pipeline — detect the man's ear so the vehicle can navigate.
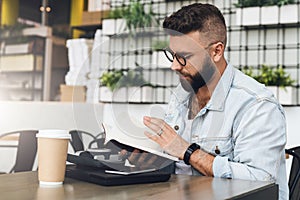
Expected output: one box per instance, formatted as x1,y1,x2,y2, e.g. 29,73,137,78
212,42,224,62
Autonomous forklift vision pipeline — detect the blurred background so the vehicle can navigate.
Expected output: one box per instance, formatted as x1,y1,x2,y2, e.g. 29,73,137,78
0,0,299,106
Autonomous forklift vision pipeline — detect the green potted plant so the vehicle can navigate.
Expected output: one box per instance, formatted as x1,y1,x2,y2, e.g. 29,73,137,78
235,0,297,26
242,64,296,104
99,67,154,102
102,7,127,35
99,69,124,91
122,0,158,34
102,0,158,35
151,40,170,68
99,69,124,102
234,0,294,8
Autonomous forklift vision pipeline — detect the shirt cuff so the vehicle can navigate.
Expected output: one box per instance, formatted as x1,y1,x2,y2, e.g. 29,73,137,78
212,156,232,178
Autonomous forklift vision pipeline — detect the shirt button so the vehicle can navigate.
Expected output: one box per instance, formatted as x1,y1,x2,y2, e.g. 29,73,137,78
215,146,220,155
174,125,179,130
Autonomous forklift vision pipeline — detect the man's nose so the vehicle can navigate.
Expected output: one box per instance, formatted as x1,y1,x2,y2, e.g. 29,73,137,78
171,59,183,71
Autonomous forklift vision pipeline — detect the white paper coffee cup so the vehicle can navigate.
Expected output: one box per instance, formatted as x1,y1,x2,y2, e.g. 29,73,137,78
36,129,70,185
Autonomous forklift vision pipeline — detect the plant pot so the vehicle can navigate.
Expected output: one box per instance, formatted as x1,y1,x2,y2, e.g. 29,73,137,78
278,86,297,105
236,7,260,26
280,5,298,24
99,86,113,102
266,86,297,105
266,86,278,99
261,6,279,25
236,5,298,26
112,87,128,102
152,51,171,68
99,87,129,102
102,18,126,35
99,86,154,103
127,86,154,103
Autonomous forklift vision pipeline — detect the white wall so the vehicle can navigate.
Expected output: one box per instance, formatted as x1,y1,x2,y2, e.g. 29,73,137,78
0,101,104,135
284,107,300,147
283,107,300,177
0,101,104,173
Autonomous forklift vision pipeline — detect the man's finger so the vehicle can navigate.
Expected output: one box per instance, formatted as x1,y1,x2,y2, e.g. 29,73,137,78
127,149,141,165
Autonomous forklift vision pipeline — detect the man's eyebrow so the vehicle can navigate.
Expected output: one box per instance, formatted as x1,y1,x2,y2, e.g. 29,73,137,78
176,51,193,55
169,48,192,55
167,46,193,55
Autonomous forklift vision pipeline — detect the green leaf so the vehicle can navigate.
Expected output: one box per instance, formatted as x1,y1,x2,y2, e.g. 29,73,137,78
99,67,151,91
234,0,295,7
241,65,295,87
121,0,158,34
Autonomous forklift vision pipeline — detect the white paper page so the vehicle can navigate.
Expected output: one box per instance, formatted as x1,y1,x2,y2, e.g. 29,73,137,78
102,113,178,161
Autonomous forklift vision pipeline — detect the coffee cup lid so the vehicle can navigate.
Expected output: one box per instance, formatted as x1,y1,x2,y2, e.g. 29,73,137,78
36,129,71,139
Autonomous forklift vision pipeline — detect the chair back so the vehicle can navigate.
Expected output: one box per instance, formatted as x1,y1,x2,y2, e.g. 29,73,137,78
69,130,86,152
69,130,104,152
11,131,38,173
0,131,37,173
286,146,300,200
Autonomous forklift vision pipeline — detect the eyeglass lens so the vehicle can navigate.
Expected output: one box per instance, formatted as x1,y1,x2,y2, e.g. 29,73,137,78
163,48,186,66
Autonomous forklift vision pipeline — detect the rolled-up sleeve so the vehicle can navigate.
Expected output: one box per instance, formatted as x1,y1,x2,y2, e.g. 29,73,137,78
213,156,232,178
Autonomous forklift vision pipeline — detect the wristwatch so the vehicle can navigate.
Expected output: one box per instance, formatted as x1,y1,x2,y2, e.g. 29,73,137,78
183,143,200,165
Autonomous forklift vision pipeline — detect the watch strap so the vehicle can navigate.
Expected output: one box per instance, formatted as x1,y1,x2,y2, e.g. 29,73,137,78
183,143,200,165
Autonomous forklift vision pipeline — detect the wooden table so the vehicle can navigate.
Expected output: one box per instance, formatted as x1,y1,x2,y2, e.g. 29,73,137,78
0,171,277,200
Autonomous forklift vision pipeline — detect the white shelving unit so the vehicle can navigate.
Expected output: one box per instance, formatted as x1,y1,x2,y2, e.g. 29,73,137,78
0,26,53,101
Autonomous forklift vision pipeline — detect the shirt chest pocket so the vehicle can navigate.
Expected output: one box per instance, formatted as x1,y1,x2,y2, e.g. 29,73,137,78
198,137,233,157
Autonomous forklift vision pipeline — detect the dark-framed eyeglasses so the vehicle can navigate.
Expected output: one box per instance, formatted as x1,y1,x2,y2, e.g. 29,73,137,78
163,48,187,66
163,41,223,67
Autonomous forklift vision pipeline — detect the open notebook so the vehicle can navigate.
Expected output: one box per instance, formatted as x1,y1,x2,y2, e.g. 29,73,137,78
102,113,178,162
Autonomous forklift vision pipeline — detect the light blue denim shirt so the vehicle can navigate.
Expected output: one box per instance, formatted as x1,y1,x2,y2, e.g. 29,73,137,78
164,63,288,200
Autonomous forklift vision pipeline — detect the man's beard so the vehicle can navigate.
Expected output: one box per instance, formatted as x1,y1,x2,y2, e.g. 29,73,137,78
180,56,216,93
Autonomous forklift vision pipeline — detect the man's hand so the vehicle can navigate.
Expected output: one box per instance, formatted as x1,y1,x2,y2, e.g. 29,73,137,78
119,148,171,170
110,139,171,170
143,116,189,160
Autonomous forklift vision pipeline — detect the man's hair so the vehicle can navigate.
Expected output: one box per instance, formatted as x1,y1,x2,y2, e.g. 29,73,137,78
163,3,227,47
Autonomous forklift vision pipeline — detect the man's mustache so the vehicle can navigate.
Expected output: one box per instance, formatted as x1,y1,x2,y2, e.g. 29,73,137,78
176,71,191,77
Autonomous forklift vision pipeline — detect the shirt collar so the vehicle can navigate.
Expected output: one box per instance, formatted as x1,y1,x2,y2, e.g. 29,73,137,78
206,63,234,111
